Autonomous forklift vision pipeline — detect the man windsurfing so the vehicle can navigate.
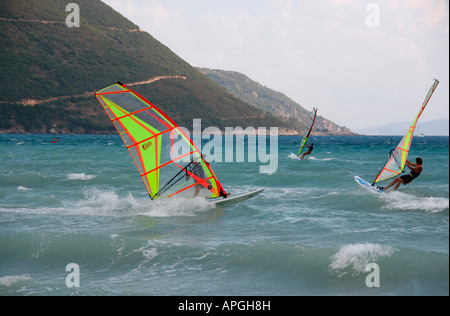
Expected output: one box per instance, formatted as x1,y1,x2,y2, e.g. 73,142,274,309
380,158,423,193
300,143,314,160
185,155,230,198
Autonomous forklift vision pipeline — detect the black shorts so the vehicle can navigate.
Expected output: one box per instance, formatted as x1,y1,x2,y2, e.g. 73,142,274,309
400,174,414,185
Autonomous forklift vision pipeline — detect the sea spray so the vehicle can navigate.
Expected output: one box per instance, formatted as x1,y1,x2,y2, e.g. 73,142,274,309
329,243,397,277
381,192,449,213
67,173,96,181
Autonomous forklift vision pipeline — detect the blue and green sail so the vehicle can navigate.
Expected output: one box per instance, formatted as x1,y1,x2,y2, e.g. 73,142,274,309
95,82,227,200
372,79,439,185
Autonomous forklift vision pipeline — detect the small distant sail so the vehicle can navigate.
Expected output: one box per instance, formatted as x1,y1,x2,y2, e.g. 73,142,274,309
297,108,318,156
372,79,439,185
95,82,227,200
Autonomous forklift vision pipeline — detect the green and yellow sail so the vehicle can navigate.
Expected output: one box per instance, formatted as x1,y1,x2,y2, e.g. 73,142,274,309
95,82,227,200
297,108,318,156
373,79,439,185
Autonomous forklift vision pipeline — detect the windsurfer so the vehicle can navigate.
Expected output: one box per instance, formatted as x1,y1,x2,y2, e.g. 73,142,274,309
381,158,423,192
300,143,314,160
185,158,213,197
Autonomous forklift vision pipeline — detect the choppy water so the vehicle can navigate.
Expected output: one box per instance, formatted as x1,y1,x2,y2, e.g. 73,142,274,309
0,134,448,296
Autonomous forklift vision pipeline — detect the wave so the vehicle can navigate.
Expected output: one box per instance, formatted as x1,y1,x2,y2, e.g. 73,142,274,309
288,153,336,162
381,192,449,213
75,188,214,217
329,243,397,276
138,197,214,218
0,188,215,218
0,235,447,295
0,275,32,287
67,173,96,181
309,157,337,162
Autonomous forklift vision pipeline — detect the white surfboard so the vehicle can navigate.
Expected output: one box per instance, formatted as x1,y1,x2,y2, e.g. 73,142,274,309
355,176,384,194
207,189,264,206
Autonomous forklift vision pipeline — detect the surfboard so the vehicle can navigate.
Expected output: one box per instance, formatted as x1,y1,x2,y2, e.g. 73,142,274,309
207,189,264,206
355,176,384,194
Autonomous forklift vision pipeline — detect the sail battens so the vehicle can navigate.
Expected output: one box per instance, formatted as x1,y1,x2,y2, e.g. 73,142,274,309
142,150,196,177
111,106,154,122
126,127,175,150
97,90,128,96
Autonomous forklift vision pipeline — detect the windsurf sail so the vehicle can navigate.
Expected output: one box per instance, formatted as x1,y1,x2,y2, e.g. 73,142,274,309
297,107,318,156
95,82,228,200
372,79,439,185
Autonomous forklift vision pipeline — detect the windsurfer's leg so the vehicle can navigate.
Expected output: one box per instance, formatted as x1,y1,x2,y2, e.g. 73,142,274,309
384,178,400,191
193,185,201,197
391,180,403,192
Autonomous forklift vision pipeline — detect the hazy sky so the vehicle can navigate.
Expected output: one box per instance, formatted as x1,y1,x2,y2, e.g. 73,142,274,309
102,0,449,131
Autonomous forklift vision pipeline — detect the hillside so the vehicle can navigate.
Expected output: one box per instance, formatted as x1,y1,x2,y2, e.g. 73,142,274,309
198,68,354,135
0,0,286,134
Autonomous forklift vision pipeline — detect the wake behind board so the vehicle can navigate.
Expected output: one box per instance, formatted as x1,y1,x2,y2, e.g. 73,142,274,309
355,176,384,194
207,189,264,206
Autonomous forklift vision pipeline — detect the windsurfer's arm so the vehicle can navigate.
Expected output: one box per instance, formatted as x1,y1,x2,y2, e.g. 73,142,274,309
405,160,416,169
405,160,422,173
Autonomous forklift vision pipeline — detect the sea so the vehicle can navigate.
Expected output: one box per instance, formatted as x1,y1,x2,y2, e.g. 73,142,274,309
0,134,448,296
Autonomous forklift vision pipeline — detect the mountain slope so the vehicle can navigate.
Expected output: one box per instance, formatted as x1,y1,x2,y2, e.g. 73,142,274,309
198,68,354,135
0,0,286,133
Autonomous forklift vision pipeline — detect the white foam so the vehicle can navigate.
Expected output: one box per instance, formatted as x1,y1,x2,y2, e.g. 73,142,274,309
329,243,396,276
138,196,214,218
381,192,449,213
1,187,215,218
74,188,140,216
288,153,300,160
134,240,159,260
309,157,336,161
17,186,31,191
72,188,214,217
67,173,96,180
0,275,32,287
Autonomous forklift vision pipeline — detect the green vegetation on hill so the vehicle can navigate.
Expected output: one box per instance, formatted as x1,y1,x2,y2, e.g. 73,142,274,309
198,68,354,135
0,0,286,133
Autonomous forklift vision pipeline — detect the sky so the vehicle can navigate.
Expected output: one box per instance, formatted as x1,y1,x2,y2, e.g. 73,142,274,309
102,0,449,131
